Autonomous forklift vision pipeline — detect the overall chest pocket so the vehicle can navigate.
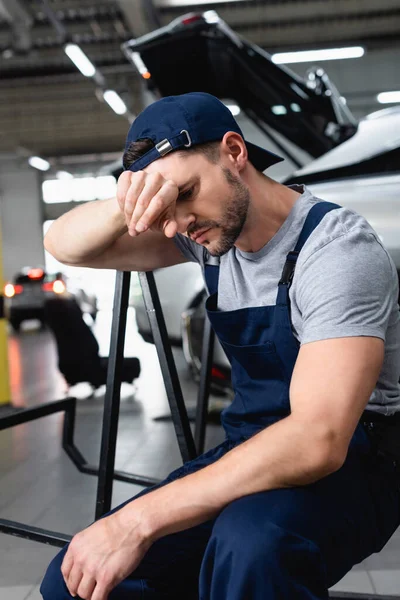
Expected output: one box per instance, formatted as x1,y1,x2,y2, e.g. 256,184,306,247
221,340,286,382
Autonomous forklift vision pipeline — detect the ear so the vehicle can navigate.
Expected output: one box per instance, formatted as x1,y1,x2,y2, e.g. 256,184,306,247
221,132,248,172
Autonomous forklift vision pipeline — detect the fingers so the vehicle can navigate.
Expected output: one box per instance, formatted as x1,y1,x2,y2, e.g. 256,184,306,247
91,580,113,600
116,171,132,213
163,219,178,238
117,170,179,237
61,545,84,598
66,566,83,597
129,178,178,235
124,172,147,233
77,575,97,599
61,549,74,586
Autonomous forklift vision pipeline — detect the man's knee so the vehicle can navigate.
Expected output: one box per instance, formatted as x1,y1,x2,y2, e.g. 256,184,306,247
210,494,322,568
201,496,327,598
40,545,70,600
211,498,293,564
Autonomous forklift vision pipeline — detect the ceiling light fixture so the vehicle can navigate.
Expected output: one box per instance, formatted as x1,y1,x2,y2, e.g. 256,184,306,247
377,91,400,104
271,105,287,115
103,90,128,115
64,43,96,77
131,52,151,80
28,156,51,171
272,46,365,64
225,104,241,116
56,170,73,180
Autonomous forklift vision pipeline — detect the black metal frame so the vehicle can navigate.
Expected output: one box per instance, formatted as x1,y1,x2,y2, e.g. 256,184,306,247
139,271,197,462
0,271,162,545
194,316,215,454
0,270,392,599
0,270,197,546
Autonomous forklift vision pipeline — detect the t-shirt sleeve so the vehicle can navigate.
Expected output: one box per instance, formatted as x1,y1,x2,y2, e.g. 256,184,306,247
173,232,208,267
294,228,398,345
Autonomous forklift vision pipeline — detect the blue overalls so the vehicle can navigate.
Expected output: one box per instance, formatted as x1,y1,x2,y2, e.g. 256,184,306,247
41,202,400,599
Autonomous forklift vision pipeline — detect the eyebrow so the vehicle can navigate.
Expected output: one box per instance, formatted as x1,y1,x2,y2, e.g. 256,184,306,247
178,176,199,194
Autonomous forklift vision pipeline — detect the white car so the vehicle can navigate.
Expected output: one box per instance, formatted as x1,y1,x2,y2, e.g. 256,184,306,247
131,262,203,346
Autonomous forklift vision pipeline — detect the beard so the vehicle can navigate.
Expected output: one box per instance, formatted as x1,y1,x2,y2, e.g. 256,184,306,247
188,167,250,257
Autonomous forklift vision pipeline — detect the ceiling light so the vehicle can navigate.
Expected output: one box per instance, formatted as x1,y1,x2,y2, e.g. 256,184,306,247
131,52,151,79
271,105,287,115
377,91,400,104
272,46,365,64
226,104,241,116
64,44,96,77
56,170,73,180
103,90,128,115
28,156,50,171
203,10,219,23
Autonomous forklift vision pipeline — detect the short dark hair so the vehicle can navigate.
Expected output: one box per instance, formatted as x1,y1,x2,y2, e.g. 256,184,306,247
122,138,221,170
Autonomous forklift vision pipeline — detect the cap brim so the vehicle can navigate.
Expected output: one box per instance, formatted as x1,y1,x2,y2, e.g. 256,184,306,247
245,141,284,171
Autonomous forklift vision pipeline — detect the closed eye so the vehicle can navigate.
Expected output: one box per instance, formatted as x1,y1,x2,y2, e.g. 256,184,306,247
178,187,193,201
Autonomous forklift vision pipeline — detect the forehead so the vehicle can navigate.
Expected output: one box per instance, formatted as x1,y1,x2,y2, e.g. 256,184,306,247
143,150,209,186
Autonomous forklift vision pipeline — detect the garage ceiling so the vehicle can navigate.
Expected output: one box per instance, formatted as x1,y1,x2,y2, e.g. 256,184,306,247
0,0,399,165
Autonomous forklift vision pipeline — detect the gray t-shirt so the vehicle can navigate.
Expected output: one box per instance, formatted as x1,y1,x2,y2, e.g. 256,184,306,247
174,185,400,415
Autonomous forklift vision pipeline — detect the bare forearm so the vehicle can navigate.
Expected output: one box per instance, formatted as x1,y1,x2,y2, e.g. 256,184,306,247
120,415,342,542
44,197,127,264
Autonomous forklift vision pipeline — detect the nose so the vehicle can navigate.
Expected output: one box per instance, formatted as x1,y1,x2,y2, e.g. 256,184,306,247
175,209,196,235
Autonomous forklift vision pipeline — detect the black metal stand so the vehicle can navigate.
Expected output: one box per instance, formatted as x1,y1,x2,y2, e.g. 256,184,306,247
0,269,196,545
95,271,133,518
139,271,197,463
0,396,159,545
194,317,215,455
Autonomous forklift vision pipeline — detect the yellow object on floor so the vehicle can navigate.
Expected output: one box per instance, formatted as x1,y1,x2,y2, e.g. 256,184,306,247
0,224,10,404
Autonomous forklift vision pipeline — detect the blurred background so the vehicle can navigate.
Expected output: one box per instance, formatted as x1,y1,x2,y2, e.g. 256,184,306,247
0,1,399,598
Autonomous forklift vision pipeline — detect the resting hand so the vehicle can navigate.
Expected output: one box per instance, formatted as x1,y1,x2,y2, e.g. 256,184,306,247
116,170,179,238
61,511,151,600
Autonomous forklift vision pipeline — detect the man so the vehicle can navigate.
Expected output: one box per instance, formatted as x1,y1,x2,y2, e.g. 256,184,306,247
41,92,400,600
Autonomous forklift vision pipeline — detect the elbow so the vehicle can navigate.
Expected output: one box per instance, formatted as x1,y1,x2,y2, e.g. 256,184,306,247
315,444,345,477
304,429,346,480
43,231,56,257
44,231,75,265
43,232,61,261
43,232,53,254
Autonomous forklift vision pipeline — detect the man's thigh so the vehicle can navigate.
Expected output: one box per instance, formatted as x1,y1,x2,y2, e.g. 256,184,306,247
209,450,400,588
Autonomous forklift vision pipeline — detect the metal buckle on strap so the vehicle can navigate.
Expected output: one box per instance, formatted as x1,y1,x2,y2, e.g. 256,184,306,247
180,129,192,148
156,139,173,156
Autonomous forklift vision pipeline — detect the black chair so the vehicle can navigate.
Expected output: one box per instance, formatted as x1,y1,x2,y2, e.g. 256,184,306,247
44,296,140,388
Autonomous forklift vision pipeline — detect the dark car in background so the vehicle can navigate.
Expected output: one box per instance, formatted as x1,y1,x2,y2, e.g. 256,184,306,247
4,267,98,331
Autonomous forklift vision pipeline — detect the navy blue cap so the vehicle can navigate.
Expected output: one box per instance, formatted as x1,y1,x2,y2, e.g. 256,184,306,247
124,92,284,172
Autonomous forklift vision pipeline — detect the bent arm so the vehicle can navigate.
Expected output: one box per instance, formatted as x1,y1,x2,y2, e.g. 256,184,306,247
118,336,384,541
44,197,188,272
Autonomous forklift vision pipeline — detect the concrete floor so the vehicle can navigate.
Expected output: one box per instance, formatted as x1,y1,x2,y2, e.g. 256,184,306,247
0,308,399,599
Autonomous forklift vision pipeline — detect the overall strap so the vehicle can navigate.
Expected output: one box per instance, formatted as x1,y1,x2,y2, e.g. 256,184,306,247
205,201,342,299
279,202,341,288
204,255,220,296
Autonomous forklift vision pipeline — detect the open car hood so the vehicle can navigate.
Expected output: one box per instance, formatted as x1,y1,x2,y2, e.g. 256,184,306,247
122,12,357,159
